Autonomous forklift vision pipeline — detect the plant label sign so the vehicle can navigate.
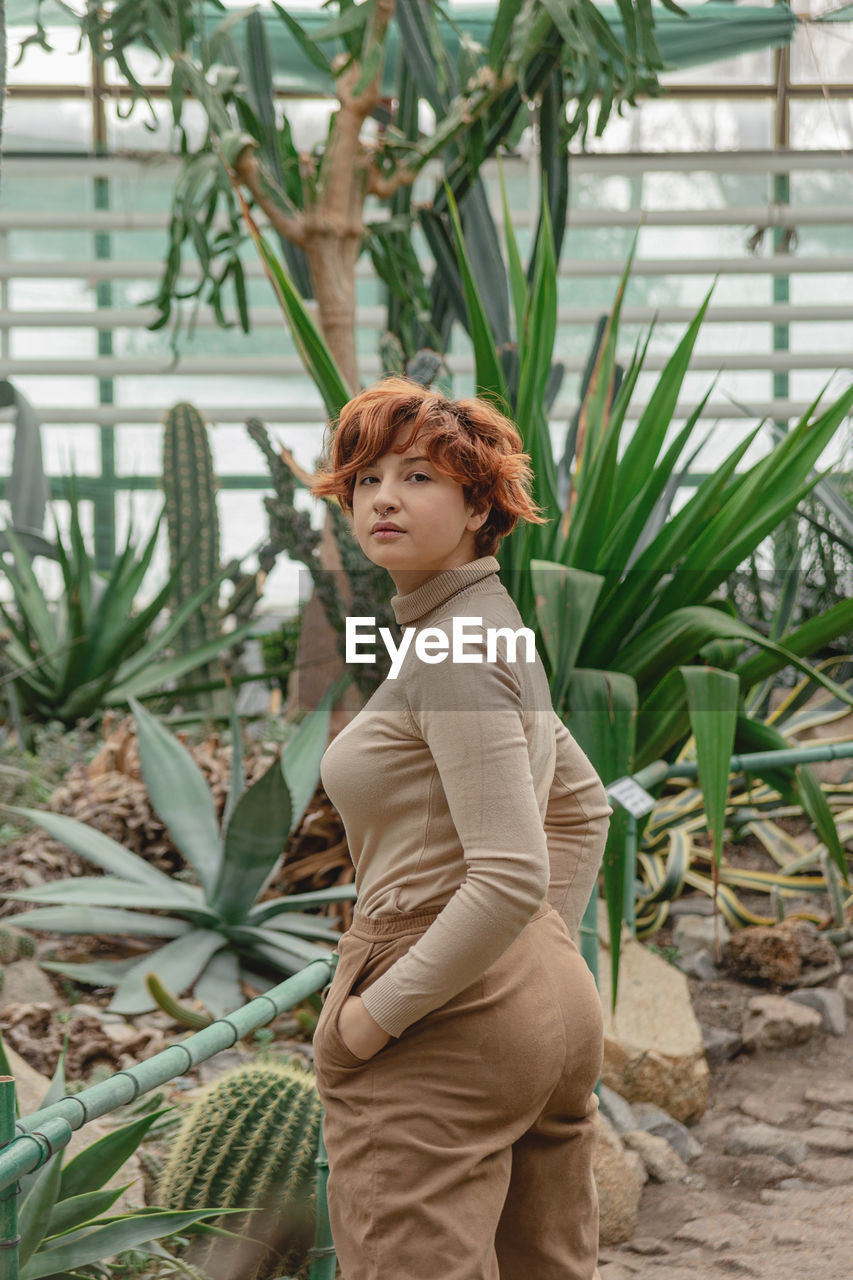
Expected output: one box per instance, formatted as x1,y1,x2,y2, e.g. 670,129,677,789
606,776,657,819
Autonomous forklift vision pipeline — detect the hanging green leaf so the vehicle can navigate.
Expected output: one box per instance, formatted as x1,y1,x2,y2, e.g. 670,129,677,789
681,666,739,866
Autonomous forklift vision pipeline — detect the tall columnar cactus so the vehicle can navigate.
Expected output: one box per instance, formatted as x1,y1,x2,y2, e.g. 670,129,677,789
162,401,221,655
158,1058,322,1280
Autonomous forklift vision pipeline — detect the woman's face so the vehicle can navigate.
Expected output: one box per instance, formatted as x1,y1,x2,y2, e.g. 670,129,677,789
350,426,489,592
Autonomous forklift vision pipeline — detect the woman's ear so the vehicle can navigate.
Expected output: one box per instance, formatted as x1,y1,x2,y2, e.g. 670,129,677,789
467,504,490,533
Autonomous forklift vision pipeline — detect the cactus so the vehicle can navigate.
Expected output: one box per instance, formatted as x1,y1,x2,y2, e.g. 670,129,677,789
0,926,36,963
158,1058,322,1280
145,973,213,1030
162,401,221,657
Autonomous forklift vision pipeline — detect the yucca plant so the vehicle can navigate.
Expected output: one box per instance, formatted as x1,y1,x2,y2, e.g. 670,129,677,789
441,180,853,989
0,1030,229,1279
4,689,355,1015
214,177,853,995
0,485,254,725
68,0,675,387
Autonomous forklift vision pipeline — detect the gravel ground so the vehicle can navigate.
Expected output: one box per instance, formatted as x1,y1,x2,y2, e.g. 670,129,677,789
600,982,853,1280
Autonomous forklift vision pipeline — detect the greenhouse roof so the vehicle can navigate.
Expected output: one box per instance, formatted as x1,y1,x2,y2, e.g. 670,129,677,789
6,2,807,93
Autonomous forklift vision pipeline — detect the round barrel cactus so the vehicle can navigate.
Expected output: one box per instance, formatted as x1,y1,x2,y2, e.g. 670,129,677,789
158,1057,322,1280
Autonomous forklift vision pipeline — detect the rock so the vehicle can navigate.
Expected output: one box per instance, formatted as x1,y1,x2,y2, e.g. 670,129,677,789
759,1184,852,1210
594,1114,646,1246
622,1129,689,1182
1,1045,144,1211
725,919,840,987
724,1122,808,1165
68,1002,126,1026
799,1156,853,1185
803,1127,853,1153
788,987,847,1035
796,961,847,989
701,1023,742,1065
804,1082,853,1108
741,994,822,1051
625,1236,670,1255
598,1084,637,1135
674,1213,750,1251
102,1022,166,1056
672,914,731,979
814,1109,853,1132
630,1101,702,1163
0,959,59,1008
770,1224,809,1245
701,1150,791,1189
598,907,709,1123
739,1093,806,1126
837,973,853,1013
598,1264,639,1280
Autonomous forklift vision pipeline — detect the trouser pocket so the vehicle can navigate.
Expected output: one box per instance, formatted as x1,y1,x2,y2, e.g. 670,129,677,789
314,935,375,1073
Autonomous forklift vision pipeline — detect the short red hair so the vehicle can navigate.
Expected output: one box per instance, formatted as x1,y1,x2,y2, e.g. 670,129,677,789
310,377,548,557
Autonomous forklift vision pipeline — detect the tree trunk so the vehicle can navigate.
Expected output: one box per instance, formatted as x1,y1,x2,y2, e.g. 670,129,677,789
274,16,396,718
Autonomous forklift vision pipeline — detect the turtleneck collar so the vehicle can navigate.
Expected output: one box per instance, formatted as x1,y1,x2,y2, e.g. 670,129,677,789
389,555,502,624
390,556,501,626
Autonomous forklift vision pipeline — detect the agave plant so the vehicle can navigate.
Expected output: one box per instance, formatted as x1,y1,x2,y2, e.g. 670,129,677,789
0,1032,228,1279
0,486,255,725
4,691,355,1015
0,378,53,560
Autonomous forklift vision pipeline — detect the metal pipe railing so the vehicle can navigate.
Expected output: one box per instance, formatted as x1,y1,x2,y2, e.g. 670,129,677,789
3,256,853,282
5,204,853,231
0,398,834,427
7,302,853,328
0,955,338,1280
3,349,849,378
3,149,852,180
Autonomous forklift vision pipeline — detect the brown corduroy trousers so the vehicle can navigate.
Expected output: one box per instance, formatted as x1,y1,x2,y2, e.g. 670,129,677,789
312,901,604,1280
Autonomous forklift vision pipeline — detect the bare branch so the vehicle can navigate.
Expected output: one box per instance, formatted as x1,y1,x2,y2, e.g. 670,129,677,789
232,147,307,248
367,162,418,199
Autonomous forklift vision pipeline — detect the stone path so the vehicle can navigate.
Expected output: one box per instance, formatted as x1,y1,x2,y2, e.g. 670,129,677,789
599,1021,853,1280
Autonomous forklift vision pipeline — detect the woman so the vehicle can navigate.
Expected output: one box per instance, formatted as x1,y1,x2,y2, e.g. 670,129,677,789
309,376,612,1280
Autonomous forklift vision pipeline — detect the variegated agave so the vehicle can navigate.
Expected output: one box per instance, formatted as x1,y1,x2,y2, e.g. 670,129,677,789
634,660,853,941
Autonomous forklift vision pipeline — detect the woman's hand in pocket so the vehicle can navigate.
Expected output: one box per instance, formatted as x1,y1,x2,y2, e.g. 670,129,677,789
338,996,392,1061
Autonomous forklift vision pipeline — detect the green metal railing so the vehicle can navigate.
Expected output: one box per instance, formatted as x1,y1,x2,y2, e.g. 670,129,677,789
0,954,339,1280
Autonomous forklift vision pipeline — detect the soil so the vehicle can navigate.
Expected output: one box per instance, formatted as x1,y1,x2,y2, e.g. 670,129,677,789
600,970,853,1280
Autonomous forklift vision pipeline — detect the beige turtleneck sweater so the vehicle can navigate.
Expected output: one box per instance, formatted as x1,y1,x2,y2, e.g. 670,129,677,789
320,555,612,1039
